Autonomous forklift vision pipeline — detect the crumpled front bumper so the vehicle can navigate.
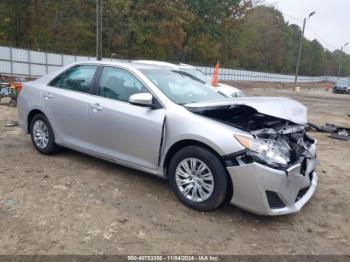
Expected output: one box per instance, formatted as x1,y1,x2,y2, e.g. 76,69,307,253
226,144,318,216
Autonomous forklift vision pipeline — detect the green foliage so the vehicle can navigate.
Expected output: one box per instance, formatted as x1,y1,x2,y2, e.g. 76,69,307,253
0,0,348,76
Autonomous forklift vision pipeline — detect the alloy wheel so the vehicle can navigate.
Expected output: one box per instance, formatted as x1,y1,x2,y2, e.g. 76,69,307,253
175,158,214,202
32,120,49,149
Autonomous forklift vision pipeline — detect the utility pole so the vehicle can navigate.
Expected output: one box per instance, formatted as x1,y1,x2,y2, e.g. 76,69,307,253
338,42,349,79
294,12,316,86
96,0,102,61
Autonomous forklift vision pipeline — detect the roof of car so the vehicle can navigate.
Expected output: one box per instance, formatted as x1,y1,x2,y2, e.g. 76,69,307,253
73,60,175,70
132,60,179,69
34,60,176,84
178,63,197,69
73,60,203,73
133,60,198,70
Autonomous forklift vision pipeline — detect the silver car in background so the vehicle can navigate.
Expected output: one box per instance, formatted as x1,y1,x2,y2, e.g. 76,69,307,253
17,61,318,215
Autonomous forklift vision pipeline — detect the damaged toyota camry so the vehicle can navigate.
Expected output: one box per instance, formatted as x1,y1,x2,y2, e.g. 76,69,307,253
17,61,318,215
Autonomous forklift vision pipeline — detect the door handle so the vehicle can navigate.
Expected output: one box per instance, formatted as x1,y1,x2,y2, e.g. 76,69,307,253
90,103,103,112
44,92,53,99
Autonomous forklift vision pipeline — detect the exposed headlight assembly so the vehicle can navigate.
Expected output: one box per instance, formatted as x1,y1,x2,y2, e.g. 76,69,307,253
235,134,291,168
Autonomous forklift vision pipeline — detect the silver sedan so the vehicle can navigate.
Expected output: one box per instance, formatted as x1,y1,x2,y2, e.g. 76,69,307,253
17,61,318,215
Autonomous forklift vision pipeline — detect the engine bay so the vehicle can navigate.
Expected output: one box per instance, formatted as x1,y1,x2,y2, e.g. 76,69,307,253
191,105,315,166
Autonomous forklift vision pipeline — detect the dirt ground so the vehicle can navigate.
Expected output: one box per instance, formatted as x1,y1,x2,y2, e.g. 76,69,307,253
0,83,349,255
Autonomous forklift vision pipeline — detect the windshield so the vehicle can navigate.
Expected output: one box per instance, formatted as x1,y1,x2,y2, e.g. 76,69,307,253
141,69,225,104
180,68,211,84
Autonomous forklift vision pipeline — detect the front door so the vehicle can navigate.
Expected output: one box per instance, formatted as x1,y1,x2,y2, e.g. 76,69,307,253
88,66,165,171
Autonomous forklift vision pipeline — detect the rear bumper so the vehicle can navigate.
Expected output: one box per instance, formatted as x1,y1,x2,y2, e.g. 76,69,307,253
17,95,28,132
226,155,318,216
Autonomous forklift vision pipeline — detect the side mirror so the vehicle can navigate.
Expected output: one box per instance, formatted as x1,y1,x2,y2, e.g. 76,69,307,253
129,93,156,108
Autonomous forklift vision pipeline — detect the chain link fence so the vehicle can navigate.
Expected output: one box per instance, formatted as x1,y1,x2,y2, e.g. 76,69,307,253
0,45,341,82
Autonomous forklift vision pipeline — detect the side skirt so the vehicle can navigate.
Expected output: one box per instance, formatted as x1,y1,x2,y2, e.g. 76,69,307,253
59,142,167,179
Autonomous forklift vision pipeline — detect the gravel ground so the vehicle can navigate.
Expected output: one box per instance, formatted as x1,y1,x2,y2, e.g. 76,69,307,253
0,85,349,255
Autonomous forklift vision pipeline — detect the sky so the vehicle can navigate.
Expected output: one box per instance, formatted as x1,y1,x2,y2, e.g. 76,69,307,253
262,0,350,54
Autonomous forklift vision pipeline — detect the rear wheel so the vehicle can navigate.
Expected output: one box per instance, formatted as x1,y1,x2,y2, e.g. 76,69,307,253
168,146,228,211
30,114,57,155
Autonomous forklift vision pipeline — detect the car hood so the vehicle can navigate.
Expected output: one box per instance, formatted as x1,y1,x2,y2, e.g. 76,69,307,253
185,97,308,125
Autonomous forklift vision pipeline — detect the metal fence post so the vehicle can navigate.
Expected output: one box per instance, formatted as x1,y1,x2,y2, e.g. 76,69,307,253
9,47,13,75
45,51,48,73
28,49,31,77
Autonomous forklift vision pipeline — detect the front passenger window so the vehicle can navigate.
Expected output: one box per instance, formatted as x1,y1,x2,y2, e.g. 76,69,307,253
98,67,150,102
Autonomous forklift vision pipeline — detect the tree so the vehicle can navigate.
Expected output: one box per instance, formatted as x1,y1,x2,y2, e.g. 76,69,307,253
232,6,288,72
0,0,349,76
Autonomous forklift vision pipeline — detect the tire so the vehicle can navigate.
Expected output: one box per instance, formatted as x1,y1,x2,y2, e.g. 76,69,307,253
30,114,57,155
168,146,228,211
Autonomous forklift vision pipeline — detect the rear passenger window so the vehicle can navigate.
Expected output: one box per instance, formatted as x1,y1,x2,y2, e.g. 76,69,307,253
50,65,97,93
49,72,65,88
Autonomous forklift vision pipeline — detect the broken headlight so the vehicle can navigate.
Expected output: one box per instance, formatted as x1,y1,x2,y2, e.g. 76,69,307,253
235,135,291,168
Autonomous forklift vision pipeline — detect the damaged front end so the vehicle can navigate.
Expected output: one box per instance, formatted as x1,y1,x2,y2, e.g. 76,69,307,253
189,104,316,170
187,101,318,215
235,122,316,171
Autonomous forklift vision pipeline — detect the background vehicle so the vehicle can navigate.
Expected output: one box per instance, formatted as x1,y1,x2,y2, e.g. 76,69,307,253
17,61,318,216
0,74,11,104
133,60,245,98
0,75,26,105
12,76,27,91
9,76,27,106
333,79,350,94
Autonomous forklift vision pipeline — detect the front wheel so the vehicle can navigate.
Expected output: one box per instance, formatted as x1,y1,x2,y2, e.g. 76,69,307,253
30,114,57,155
168,146,228,211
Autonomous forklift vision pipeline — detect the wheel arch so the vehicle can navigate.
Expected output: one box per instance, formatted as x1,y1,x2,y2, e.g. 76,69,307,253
27,109,46,133
162,139,233,202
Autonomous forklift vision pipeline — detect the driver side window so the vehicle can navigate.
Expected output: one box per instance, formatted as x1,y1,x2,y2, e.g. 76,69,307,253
98,67,149,102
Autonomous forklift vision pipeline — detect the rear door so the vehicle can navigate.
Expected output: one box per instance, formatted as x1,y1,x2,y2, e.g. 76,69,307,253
88,66,165,171
43,64,98,149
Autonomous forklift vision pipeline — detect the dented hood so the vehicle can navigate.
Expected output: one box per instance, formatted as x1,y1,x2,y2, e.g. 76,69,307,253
185,97,308,125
